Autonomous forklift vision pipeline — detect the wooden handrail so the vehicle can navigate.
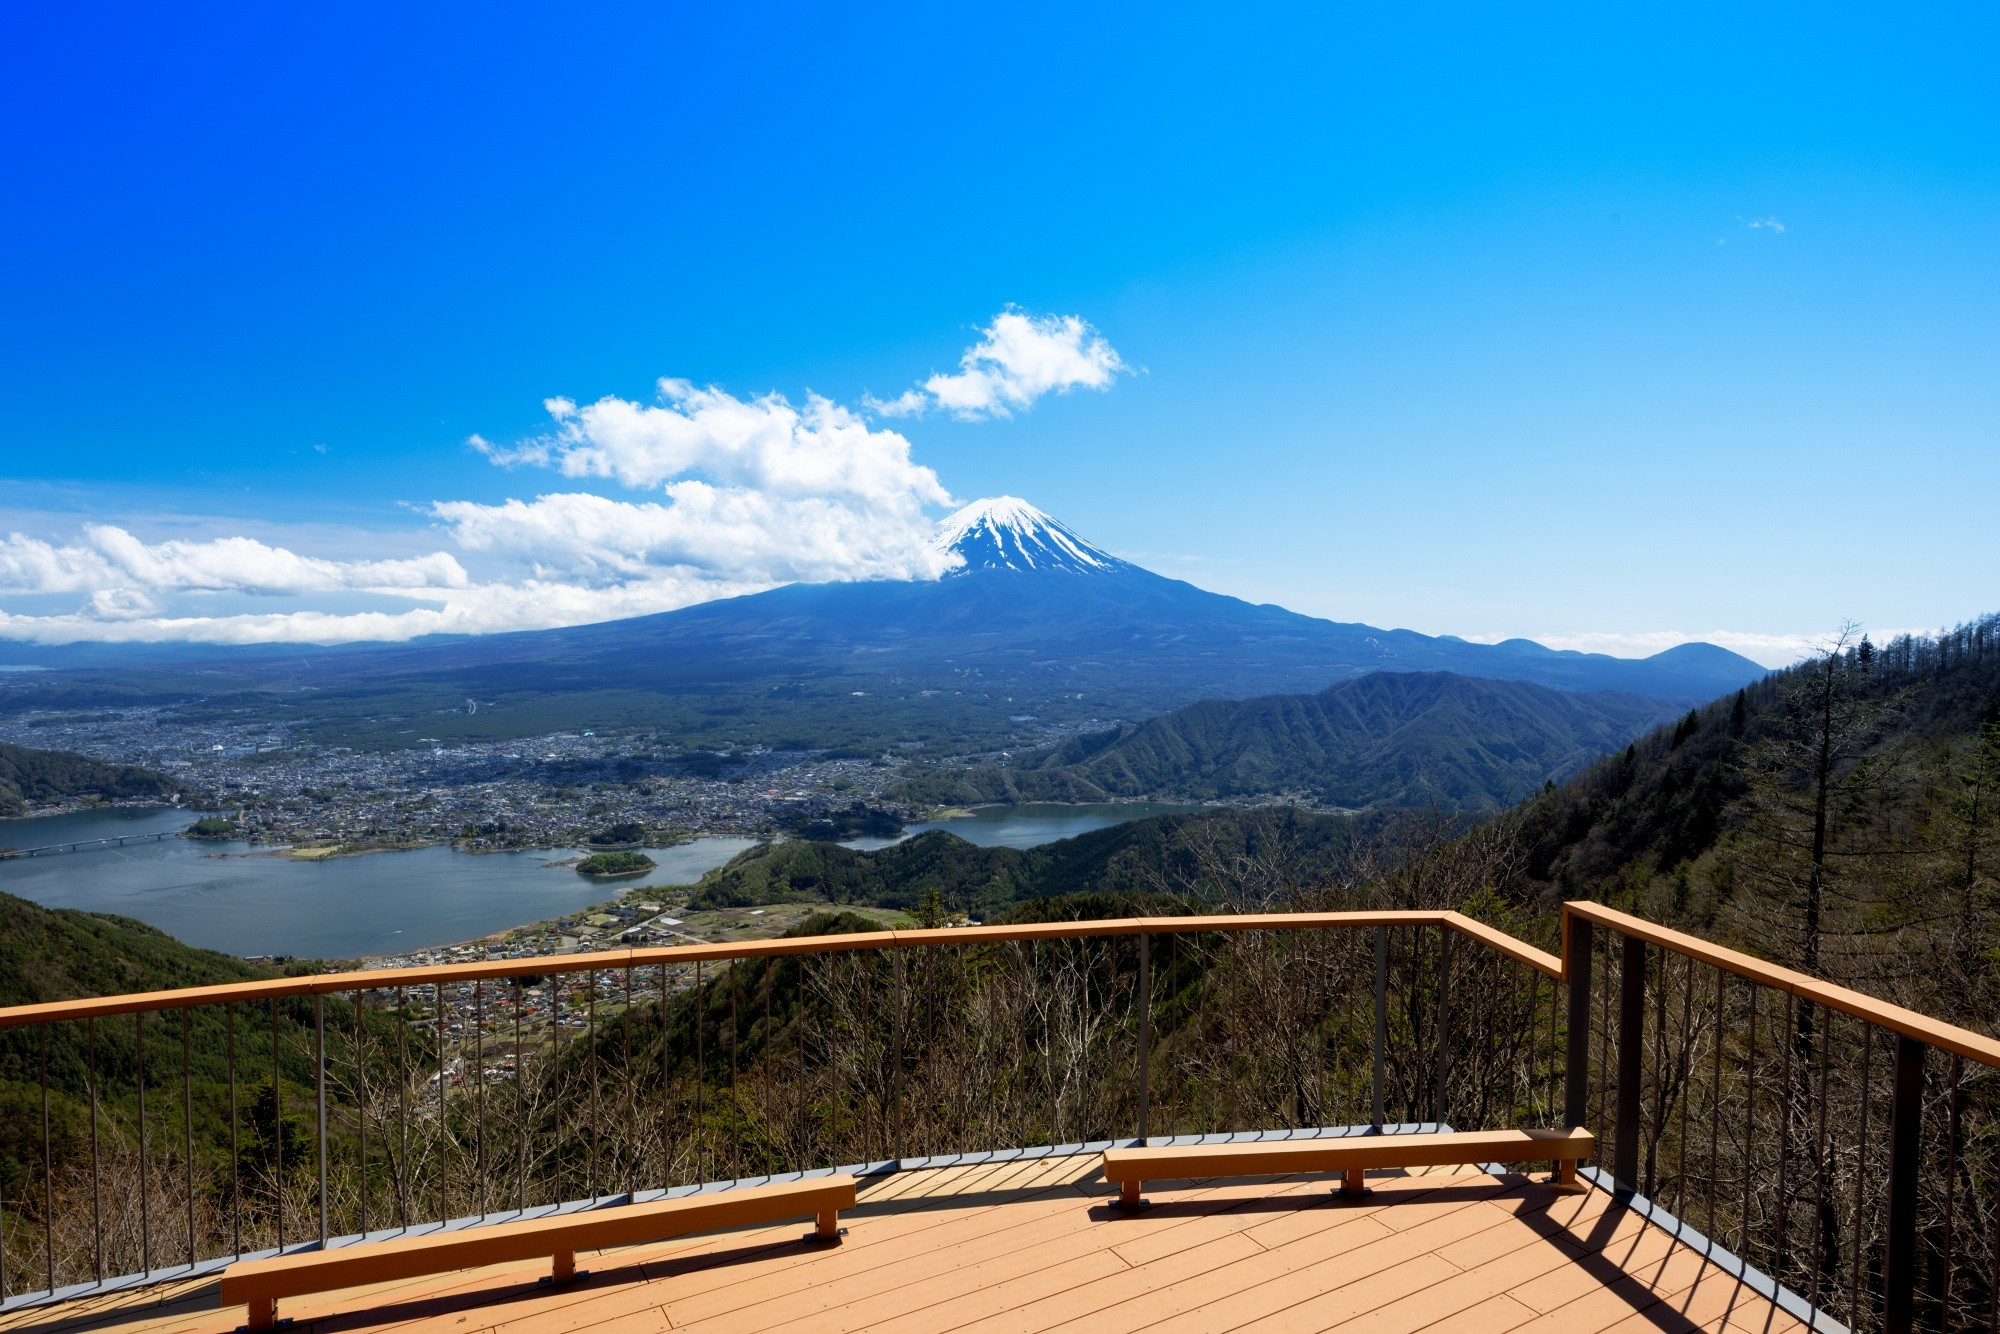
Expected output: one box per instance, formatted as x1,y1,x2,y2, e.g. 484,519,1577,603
0,909,1558,1028
1565,900,2000,1072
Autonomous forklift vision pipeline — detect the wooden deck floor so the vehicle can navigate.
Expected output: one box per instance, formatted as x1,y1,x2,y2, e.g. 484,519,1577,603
1,1155,1809,1334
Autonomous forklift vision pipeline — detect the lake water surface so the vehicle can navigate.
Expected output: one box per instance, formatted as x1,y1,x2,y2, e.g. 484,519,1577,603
839,801,1205,851
0,801,1200,959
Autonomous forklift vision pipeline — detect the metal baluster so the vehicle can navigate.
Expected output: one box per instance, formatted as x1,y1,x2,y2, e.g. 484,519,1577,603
657,965,670,1193
1943,1053,1965,1325
184,1008,197,1267
227,1005,240,1257
1597,933,1612,1147
1372,926,1387,1131
624,966,636,1200
1434,925,1452,1129
40,1026,54,1294
475,979,486,1218
396,985,408,1232
1547,959,1560,1126
89,1017,102,1282
1136,933,1151,1144
1675,954,1693,1218
1743,985,1757,1256
1885,1034,1925,1334
694,961,704,1181
354,991,367,1236
140,1010,152,1271
518,978,528,1214
1614,932,1644,1193
1809,1013,1832,1319
315,993,329,1248
436,982,446,1227
551,977,565,1201
796,956,808,1169
1775,990,1793,1277
2,1094,9,1299
1850,1023,1870,1326
268,997,281,1251
1708,967,1724,1241
893,950,905,1163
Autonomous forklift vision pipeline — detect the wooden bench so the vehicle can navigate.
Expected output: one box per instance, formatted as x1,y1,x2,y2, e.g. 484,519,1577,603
220,1174,857,1331
1100,1128,1594,1206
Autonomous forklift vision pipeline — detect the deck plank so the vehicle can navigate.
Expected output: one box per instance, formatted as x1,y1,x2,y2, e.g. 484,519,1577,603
2,1158,1821,1334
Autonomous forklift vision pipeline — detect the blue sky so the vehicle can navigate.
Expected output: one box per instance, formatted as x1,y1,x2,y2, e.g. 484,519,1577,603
2,3,1995,664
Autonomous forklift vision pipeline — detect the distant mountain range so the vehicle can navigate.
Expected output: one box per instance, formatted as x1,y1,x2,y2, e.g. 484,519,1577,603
0,499,1767,752
897,671,1681,811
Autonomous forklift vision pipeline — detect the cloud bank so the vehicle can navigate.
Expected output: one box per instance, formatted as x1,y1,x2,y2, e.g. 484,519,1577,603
0,309,1121,645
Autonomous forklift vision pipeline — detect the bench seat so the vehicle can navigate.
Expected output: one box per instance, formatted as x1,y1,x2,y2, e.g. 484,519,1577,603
1101,1128,1594,1206
220,1174,856,1331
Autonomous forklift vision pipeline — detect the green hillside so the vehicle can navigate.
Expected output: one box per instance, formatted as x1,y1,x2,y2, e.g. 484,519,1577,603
899,671,1677,811
689,806,1367,918
0,740,181,817
1487,615,2000,1027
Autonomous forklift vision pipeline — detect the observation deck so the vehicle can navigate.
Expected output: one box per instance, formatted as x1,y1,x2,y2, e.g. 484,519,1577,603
3,904,1991,1332
2,1152,1802,1333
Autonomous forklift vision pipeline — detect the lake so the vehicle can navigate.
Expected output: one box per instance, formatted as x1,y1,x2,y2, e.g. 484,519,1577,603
839,801,1205,851
0,801,1202,959
0,807,758,960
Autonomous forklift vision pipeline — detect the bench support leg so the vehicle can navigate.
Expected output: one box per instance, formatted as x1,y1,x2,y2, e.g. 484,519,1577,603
1548,1159,1585,1193
552,1250,576,1283
246,1296,276,1333
1340,1169,1367,1199
1119,1179,1143,1209
817,1208,842,1242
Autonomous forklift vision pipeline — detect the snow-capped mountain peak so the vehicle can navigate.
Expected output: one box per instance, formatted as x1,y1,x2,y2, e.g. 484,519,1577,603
932,497,1124,575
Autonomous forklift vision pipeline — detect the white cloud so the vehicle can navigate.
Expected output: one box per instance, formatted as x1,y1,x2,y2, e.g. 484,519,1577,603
0,528,468,601
487,382,952,503
432,485,954,587
0,307,1142,645
0,573,773,646
1747,217,1787,233
870,309,1127,420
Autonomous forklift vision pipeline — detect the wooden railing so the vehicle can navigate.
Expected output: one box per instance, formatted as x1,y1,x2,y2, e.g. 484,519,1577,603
0,911,1559,1310
1566,902,2000,1334
7,900,1992,1331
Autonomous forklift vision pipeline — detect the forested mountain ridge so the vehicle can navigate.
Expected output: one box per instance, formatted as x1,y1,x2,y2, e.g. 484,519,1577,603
897,672,1676,811
1478,615,2000,1026
688,806,1366,919
0,741,181,818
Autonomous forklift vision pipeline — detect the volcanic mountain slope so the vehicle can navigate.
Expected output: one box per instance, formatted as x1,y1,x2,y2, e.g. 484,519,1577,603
897,671,1681,811
0,499,1767,752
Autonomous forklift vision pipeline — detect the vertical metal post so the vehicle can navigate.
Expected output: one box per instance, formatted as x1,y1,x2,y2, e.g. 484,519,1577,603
1563,916,1594,1130
140,1010,152,1271
89,1017,102,1280
893,950,906,1163
1883,1034,1925,1334
1433,927,1452,1129
1614,932,1645,1192
1136,933,1151,1144
1372,927,1387,1130
436,981,447,1226
316,992,329,1247
182,1008,195,1267
40,1027,53,1294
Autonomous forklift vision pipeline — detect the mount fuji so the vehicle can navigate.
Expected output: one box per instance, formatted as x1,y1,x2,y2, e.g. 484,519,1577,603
1,498,1767,751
